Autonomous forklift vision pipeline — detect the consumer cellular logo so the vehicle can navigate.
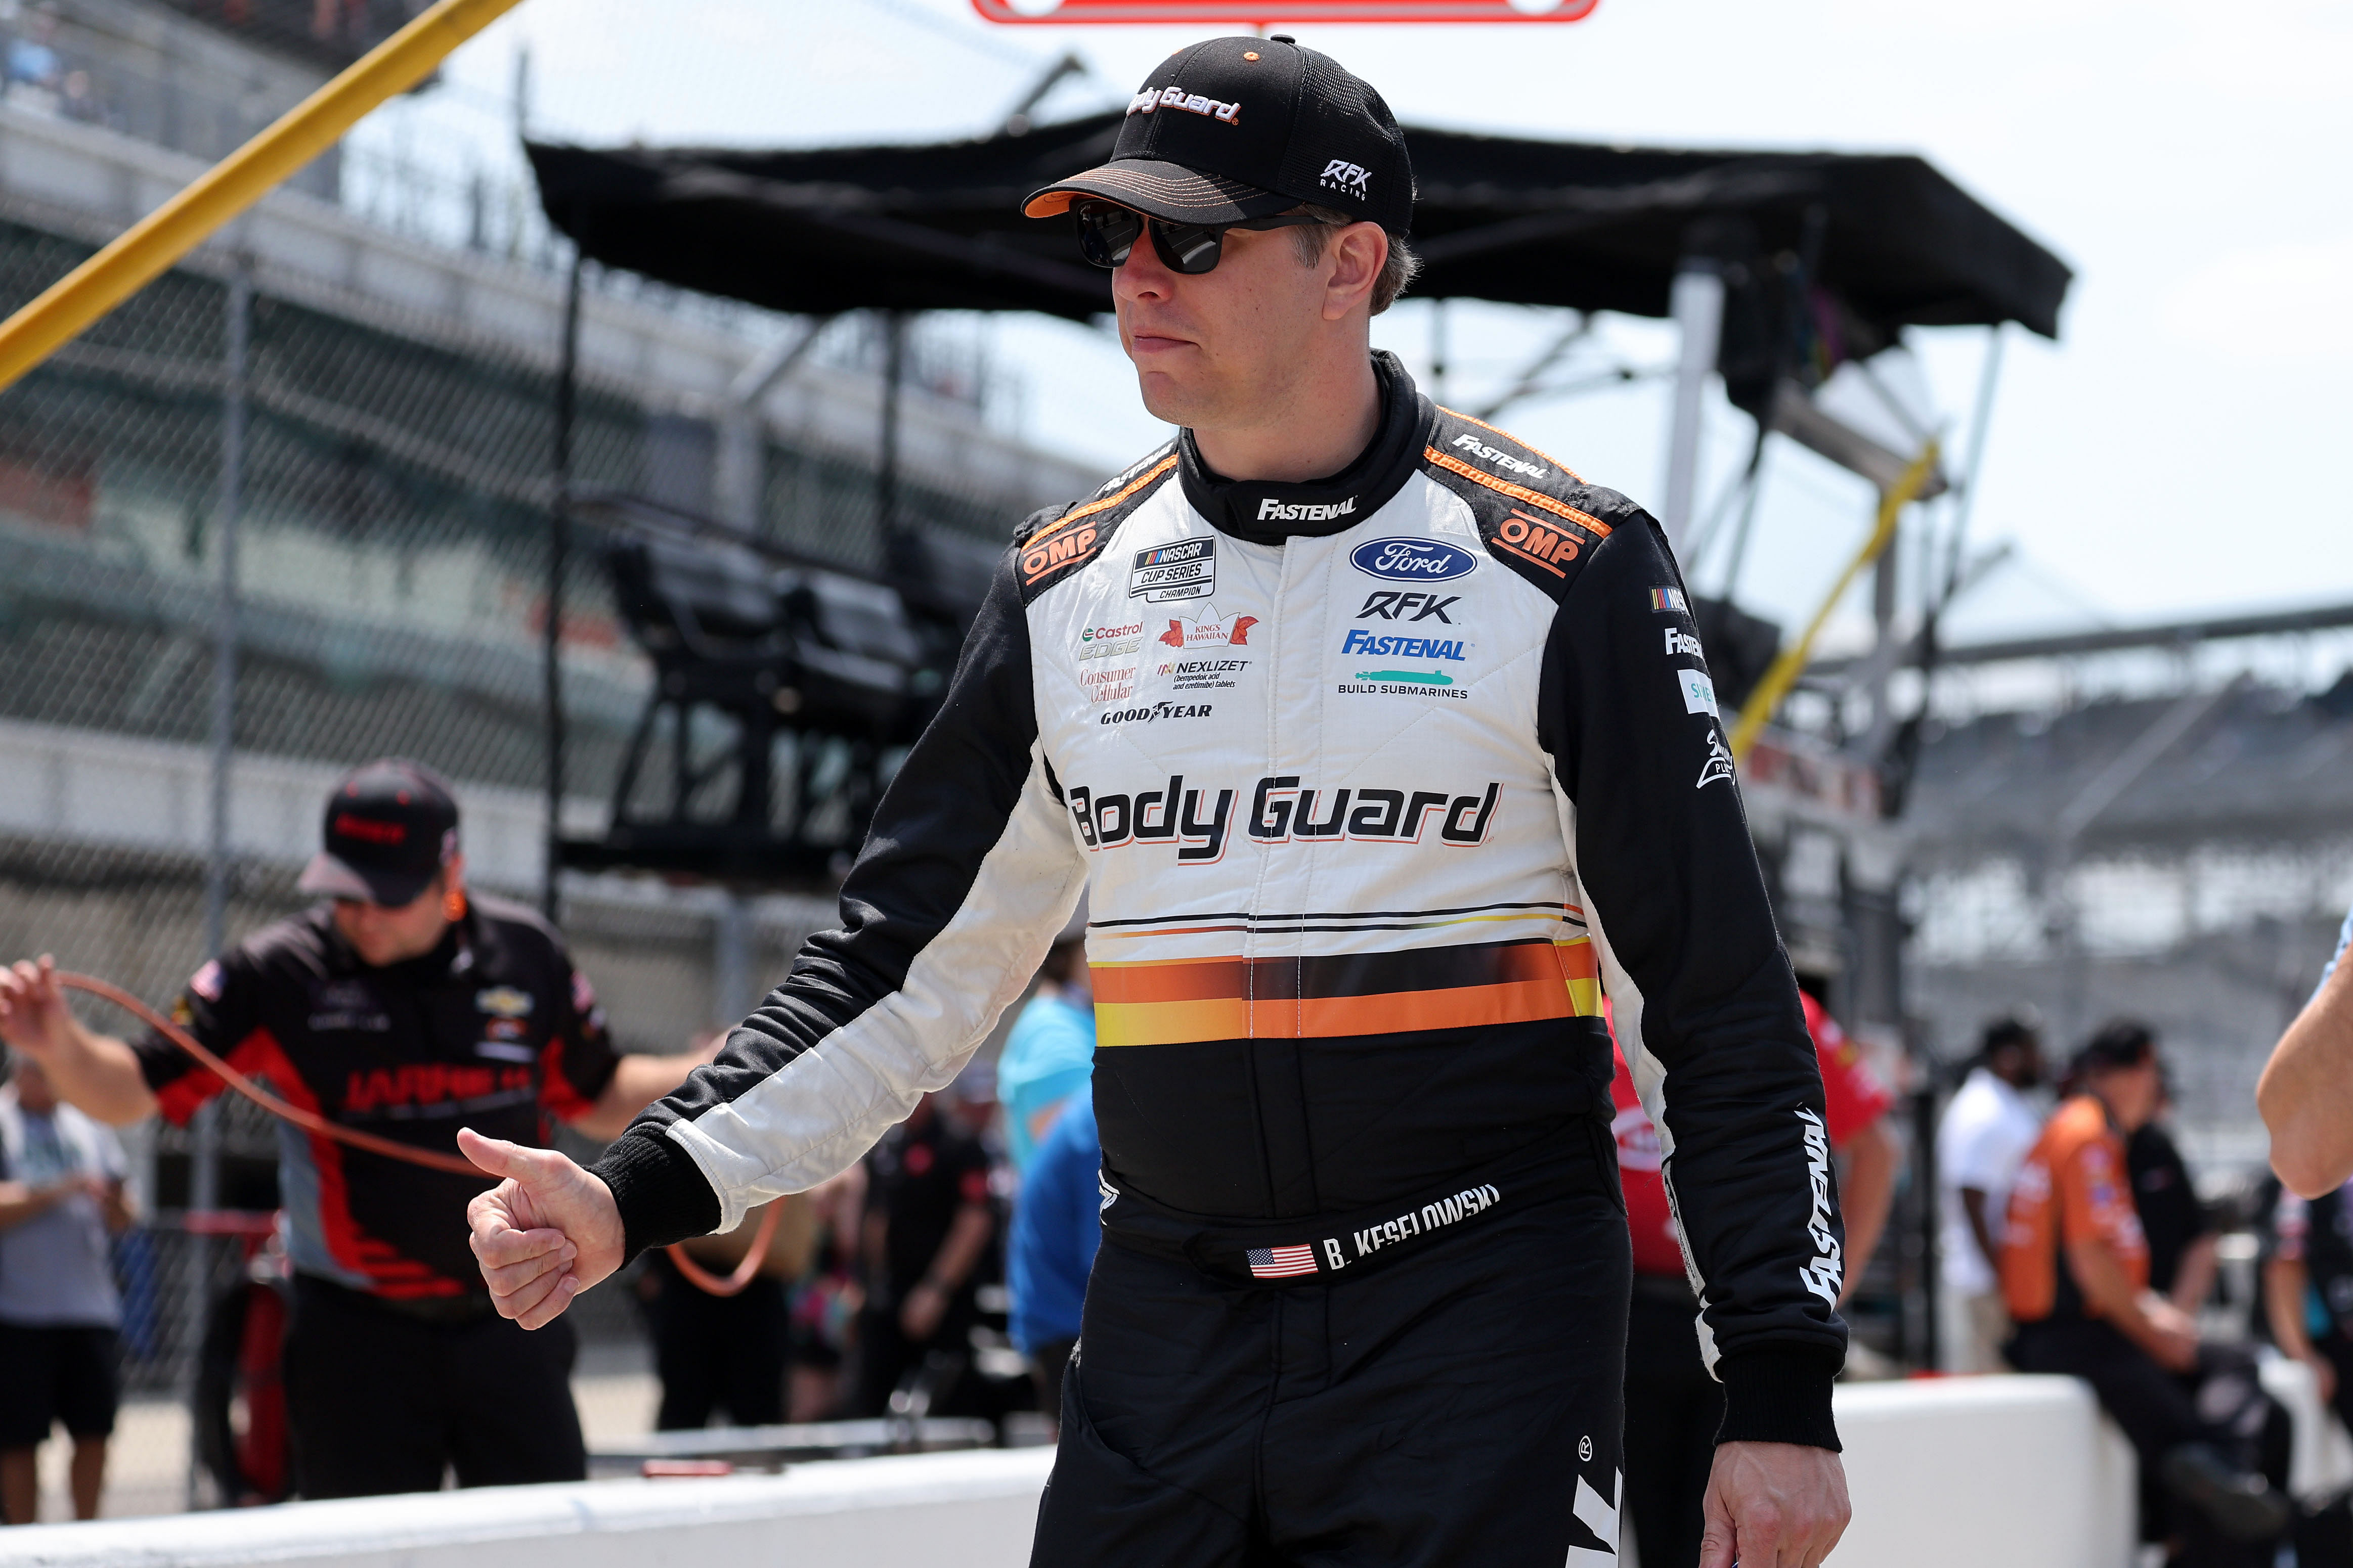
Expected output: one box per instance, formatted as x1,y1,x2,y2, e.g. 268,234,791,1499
1350,538,1477,583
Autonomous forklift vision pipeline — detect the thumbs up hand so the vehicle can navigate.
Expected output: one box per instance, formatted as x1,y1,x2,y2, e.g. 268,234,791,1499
459,1128,624,1329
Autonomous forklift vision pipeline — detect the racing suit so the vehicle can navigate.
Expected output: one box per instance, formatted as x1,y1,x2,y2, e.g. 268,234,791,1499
594,351,1848,1565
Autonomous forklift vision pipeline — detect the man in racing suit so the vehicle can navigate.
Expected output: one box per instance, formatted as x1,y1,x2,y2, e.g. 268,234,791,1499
463,35,1852,1568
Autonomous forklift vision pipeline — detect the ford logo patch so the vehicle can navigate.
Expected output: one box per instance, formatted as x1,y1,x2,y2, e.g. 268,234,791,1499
1349,537,1477,582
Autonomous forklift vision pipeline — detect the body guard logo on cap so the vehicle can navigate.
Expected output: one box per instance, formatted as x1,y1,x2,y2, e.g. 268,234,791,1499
1024,35,1415,237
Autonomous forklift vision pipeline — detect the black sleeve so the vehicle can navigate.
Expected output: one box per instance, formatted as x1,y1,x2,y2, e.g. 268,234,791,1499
1542,513,1848,1451
136,949,268,1125
539,954,622,1125
593,550,1088,1260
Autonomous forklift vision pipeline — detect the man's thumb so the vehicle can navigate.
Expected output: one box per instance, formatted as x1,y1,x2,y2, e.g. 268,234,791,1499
458,1127,547,1182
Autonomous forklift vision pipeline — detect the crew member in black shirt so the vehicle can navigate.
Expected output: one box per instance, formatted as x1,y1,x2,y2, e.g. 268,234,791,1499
853,1091,995,1418
0,759,712,1498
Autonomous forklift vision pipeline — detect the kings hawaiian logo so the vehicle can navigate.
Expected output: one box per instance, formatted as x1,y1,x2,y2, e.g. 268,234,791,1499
1157,605,1258,649
1350,537,1477,583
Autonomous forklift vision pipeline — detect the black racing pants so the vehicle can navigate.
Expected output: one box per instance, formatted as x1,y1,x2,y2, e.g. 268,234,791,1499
645,1252,787,1430
284,1275,586,1499
1032,1159,1630,1567
1621,1278,1722,1568
2009,1317,2289,1565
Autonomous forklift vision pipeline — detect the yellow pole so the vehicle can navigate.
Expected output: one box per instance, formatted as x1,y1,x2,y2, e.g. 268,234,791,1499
1726,439,1941,765
0,0,527,396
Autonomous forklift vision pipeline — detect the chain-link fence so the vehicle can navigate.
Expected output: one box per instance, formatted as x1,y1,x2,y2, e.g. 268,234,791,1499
0,164,1066,1513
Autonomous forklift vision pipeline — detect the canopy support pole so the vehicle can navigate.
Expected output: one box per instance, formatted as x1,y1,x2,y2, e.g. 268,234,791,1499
879,310,908,567
544,249,582,919
1659,252,1724,552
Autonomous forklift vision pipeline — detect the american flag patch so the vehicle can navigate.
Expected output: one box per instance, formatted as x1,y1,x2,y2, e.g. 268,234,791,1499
1649,587,1689,613
1246,1244,1319,1279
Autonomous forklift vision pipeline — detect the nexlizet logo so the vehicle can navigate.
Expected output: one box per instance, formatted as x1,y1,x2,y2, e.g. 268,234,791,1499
1128,85,1242,124
1067,775,1500,864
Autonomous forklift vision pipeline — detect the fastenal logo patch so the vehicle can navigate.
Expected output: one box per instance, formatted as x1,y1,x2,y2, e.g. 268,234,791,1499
1350,537,1478,583
1128,85,1242,124
1129,537,1215,603
1451,431,1545,479
1257,496,1357,525
1340,629,1470,662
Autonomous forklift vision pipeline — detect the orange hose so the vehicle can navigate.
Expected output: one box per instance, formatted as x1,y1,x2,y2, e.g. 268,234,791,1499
52,970,776,1293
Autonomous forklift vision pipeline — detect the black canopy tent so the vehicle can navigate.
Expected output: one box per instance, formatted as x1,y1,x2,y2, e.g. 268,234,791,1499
527,115,2070,890
525,113,2069,337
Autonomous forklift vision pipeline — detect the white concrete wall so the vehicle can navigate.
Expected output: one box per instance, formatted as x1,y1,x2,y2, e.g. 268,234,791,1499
1826,1376,2136,1568
1,1376,2193,1568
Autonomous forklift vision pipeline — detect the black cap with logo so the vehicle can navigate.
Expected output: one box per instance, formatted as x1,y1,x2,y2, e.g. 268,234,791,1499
1023,35,1414,237
298,758,460,908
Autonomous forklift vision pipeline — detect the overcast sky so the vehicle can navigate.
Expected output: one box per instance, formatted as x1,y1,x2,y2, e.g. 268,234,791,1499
370,0,2353,653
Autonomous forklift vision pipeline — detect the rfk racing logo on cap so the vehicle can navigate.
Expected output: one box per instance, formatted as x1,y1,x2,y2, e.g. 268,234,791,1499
1320,159,1372,199
1129,85,1241,124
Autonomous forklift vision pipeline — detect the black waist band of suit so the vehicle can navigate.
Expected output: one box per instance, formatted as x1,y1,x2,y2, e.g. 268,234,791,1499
1097,1131,1621,1289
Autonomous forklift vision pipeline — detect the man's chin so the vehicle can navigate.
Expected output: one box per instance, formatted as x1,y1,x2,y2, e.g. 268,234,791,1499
1135,373,1212,430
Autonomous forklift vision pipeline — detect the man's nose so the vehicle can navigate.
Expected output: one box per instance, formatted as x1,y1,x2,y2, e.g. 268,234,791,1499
1110,234,1176,304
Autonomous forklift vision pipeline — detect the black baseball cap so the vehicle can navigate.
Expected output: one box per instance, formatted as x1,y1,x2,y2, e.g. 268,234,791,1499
299,759,460,908
1023,35,1414,237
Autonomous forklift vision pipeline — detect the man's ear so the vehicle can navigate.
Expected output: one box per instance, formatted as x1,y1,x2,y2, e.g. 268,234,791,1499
1322,222,1387,321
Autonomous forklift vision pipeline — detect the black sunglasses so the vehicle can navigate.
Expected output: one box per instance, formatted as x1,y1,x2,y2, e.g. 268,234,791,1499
1073,200,1330,276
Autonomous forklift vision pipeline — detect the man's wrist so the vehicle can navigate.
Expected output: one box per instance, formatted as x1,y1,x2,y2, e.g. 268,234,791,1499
590,1127,721,1263
1716,1347,1843,1451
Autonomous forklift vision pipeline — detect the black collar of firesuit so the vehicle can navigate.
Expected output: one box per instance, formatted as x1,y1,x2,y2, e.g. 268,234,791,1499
1176,349,1435,546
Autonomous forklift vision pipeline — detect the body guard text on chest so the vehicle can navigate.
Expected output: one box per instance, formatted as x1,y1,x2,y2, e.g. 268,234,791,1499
1065,776,1501,864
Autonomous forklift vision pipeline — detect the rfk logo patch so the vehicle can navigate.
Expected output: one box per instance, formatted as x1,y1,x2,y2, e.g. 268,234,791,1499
1320,159,1372,198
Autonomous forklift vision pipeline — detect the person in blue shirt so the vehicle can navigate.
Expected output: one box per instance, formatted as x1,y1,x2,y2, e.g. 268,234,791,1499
1008,1092,1099,1430
997,934,1094,1174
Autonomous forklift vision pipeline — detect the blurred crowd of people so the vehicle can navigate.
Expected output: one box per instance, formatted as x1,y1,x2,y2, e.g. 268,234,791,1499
2,760,2349,1568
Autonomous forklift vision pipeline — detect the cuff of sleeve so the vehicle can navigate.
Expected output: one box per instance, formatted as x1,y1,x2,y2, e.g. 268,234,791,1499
1716,1347,1844,1452
591,1128,721,1264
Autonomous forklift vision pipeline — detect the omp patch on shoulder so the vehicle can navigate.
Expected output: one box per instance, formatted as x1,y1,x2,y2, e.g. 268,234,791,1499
1018,452,1178,602
1417,409,1633,597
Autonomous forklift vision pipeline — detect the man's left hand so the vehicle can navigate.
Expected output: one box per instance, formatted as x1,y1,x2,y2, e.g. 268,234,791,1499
1698,1441,1850,1568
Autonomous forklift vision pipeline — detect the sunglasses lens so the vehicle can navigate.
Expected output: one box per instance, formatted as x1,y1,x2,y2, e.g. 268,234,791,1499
1154,222,1224,275
1074,203,1141,269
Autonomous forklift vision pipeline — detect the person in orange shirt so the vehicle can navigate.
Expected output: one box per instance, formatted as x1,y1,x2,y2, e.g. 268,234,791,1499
2003,1023,2289,1565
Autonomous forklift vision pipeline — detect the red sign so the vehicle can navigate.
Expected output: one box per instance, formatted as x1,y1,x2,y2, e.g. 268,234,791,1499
974,0,1597,22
